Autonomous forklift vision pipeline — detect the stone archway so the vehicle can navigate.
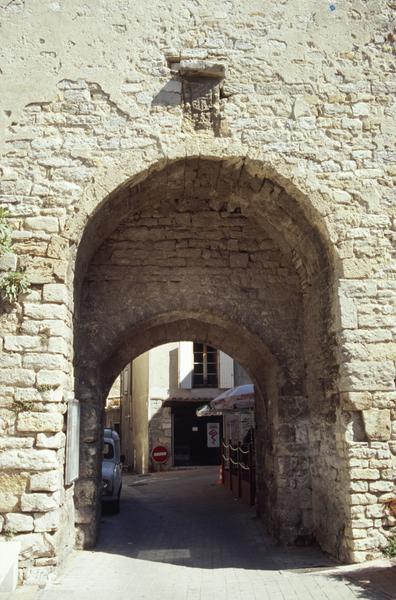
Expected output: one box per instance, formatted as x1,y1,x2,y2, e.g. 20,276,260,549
73,156,347,560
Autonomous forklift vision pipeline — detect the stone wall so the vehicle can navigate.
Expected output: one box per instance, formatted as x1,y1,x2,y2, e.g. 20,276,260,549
0,0,394,584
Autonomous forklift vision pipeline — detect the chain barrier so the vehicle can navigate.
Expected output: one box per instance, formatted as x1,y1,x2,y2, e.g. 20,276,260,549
221,439,252,471
220,438,256,506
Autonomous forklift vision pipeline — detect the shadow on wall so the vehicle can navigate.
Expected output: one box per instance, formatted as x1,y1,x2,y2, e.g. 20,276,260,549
152,76,182,107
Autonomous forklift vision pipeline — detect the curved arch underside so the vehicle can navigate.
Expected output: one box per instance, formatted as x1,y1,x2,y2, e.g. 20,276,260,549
75,156,334,292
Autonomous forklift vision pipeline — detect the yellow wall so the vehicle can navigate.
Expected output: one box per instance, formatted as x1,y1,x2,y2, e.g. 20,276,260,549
131,352,150,474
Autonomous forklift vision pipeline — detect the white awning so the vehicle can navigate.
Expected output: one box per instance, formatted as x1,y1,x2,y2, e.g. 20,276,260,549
210,384,255,411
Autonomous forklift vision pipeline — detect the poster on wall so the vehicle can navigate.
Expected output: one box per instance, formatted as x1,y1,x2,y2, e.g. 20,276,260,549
207,422,220,448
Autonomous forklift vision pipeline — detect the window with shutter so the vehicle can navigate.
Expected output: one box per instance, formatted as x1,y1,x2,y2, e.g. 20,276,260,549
192,342,218,387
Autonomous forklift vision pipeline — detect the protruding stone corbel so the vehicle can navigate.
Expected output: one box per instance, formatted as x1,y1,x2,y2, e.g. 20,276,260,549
178,60,225,79
165,51,228,136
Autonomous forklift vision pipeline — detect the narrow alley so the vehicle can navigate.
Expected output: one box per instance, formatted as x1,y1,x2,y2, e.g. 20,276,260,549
12,468,394,600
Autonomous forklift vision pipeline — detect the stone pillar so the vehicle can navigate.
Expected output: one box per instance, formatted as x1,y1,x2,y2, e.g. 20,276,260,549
74,379,104,549
337,278,396,561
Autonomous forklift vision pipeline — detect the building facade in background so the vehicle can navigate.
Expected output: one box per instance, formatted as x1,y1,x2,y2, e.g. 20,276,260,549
106,342,252,472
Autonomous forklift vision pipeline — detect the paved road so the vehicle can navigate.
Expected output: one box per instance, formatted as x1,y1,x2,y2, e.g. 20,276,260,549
4,467,395,600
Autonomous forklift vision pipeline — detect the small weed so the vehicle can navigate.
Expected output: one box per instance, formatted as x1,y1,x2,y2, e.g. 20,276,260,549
12,399,34,413
383,535,396,558
37,384,58,392
0,208,12,256
39,326,51,347
4,528,16,540
0,270,30,303
0,210,31,305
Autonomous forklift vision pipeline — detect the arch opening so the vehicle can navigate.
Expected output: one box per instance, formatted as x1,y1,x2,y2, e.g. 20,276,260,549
73,156,347,560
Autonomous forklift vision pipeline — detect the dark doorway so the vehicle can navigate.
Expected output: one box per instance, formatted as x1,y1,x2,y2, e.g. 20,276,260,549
173,404,222,466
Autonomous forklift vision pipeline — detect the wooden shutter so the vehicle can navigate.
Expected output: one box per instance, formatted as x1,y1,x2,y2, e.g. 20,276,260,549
219,351,234,389
178,341,194,389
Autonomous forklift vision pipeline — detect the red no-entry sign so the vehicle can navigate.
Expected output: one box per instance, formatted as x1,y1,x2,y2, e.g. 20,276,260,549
151,445,169,463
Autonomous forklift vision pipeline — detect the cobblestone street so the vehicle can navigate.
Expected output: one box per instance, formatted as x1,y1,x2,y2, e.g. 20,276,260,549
5,468,394,600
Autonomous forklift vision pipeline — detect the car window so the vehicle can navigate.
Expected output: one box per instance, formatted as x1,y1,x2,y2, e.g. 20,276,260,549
103,442,114,459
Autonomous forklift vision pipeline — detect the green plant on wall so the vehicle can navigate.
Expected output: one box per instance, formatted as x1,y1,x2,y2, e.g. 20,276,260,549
383,534,396,558
12,399,35,413
3,528,17,540
0,208,30,304
0,271,30,303
0,208,12,255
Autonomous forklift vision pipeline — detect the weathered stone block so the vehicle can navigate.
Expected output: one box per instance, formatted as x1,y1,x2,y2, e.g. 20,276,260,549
350,518,374,529
3,335,42,351
0,493,18,512
369,481,394,493
352,536,382,551
0,449,57,471
30,471,61,492
0,353,21,369
36,432,65,449
339,361,395,392
362,409,391,441
17,412,64,433
352,103,370,117
24,217,59,233
21,493,58,513
34,557,58,567
24,304,68,321
42,284,69,304
349,493,378,506
372,392,396,409
36,370,67,388
34,510,60,532
340,392,372,410
292,97,311,119
366,505,384,518
0,253,17,271
0,437,34,449
350,468,380,480
47,338,69,356
23,353,68,371
350,481,368,493
18,532,55,559
5,513,34,533
22,319,69,338
0,369,35,387
338,295,358,329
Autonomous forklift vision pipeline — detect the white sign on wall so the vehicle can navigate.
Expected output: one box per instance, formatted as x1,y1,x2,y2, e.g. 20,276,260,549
65,396,80,485
207,422,220,448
